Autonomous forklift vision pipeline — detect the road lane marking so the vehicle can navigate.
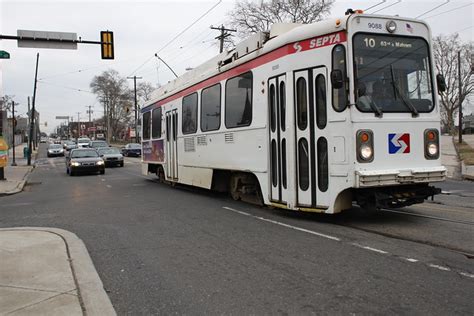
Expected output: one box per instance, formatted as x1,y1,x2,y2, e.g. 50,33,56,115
353,243,388,254
428,264,451,271
223,206,474,280
106,185,112,188
222,206,341,241
459,272,474,279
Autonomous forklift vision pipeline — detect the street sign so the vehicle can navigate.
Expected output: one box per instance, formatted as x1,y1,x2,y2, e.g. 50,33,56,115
17,30,78,50
87,127,96,132
0,50,10,59
55,116,70,120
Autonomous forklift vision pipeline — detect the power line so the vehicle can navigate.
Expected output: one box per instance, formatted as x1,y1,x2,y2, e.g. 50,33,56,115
364,0,387,12
416,0,450,19
128,0,222,77
372,0,402,13
37,80,94,94
423,2,473,19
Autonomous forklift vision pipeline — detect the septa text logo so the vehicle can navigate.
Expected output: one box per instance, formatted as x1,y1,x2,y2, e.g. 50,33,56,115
388,133,410,154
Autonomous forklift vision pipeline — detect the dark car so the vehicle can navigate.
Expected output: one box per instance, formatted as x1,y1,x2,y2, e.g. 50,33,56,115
121,143,141,157
89,140,109,149
47,144,65,157
98,147,124,167
63,140,77,151
66,148,105,176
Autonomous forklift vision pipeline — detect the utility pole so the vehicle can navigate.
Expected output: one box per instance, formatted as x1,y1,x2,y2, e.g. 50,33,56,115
127,76,142,143
28,53,39,166
76,112,81,142
11,101,17,166
210,25,236,53
100,96,110,143
458,50,463,144
86,105,93,138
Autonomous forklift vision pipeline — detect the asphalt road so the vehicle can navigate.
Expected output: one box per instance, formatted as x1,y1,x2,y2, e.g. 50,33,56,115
1,144,473,314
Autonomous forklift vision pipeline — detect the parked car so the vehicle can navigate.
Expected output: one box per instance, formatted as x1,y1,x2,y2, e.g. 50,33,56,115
47,144,64,157
63,140,77,151
97,147,124,167
121,143,141,157
40,137,48,143
77,137,91,148
66,148,105,176
89,140,109,149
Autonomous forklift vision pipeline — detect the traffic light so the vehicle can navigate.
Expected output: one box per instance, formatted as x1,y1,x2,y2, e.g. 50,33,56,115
101,31,114,60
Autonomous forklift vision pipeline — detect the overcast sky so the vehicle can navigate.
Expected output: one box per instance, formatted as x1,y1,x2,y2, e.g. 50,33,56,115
1,0,472,133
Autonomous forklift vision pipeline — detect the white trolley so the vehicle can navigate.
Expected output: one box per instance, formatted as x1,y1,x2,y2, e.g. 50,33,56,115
141,10,446,213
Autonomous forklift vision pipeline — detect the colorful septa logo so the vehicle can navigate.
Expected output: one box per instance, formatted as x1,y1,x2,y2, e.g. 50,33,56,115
388,133,410,154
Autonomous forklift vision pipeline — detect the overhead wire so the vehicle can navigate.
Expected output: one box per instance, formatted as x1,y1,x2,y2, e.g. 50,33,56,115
372,0,402,13
128,0,222,77
423,2,473,19
415,0,450,18
37,80,95,94
364,0,387,12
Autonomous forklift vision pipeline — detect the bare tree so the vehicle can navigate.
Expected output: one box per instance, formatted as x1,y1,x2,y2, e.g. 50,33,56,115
137,82,155,104
228,0,334,39
0,95,15,112
433,34,473,134
90,70,133,140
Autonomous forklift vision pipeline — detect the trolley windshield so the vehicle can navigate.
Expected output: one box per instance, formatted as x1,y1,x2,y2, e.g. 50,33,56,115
353,33,434,114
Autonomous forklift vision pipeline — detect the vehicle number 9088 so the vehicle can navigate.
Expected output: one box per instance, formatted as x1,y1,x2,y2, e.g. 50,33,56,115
368,23,382,29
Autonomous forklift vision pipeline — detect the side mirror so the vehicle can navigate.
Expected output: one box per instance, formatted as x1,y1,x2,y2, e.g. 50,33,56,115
331,69,344,89
436,74,447,93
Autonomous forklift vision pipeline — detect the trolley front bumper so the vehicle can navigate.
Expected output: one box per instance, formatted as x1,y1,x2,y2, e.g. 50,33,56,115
355,166,446,188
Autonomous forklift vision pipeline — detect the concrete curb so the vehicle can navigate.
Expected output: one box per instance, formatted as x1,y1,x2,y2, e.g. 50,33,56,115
0,227,116,316
0,166,34,196
461,161,474,180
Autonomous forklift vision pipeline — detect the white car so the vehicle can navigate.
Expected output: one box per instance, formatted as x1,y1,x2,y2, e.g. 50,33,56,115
76,137,91,148
47,144,64,157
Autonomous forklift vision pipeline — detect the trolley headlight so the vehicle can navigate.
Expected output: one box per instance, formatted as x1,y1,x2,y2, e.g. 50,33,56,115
360,145,373,160
356,130,374,163
424,129,440,159
428,143,438,156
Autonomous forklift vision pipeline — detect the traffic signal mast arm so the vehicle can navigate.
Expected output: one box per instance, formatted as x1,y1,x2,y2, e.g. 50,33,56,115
0,30,114,59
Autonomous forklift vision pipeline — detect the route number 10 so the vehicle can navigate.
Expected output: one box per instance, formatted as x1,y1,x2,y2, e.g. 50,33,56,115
364,38,376,48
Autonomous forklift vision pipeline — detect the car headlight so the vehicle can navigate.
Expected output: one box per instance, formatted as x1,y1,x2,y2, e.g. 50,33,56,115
119,156,124,160
360,144,373,160
428,143,438,156
71,162,80,167
96,161,104,165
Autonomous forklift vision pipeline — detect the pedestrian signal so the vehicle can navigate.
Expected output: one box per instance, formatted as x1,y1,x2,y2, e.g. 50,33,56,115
101,31,114,60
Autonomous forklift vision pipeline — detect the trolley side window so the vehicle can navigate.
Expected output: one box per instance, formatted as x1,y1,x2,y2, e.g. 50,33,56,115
296,77,308,130
182,93,198,134
332,44,348,112
315,74,327,129
152,107,162,139
142,111,151,140
201,83,221,132
225,71,253,128
280,81,286,132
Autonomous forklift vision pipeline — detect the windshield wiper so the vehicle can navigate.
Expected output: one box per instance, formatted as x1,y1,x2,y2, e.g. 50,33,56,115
390,64,419,117
369,99,383,117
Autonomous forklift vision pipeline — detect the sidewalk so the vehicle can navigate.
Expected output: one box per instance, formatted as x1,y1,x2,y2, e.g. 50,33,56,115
0,143,35,195
459,134,474,180
0,228,115,315
441,135,474,180
440,135,462,179
1,147,116,314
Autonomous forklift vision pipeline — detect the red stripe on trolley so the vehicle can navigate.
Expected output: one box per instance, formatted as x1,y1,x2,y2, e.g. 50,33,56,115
145,31,346,111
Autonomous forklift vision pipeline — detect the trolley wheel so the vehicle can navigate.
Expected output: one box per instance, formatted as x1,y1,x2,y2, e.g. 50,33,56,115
230,175,241,201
